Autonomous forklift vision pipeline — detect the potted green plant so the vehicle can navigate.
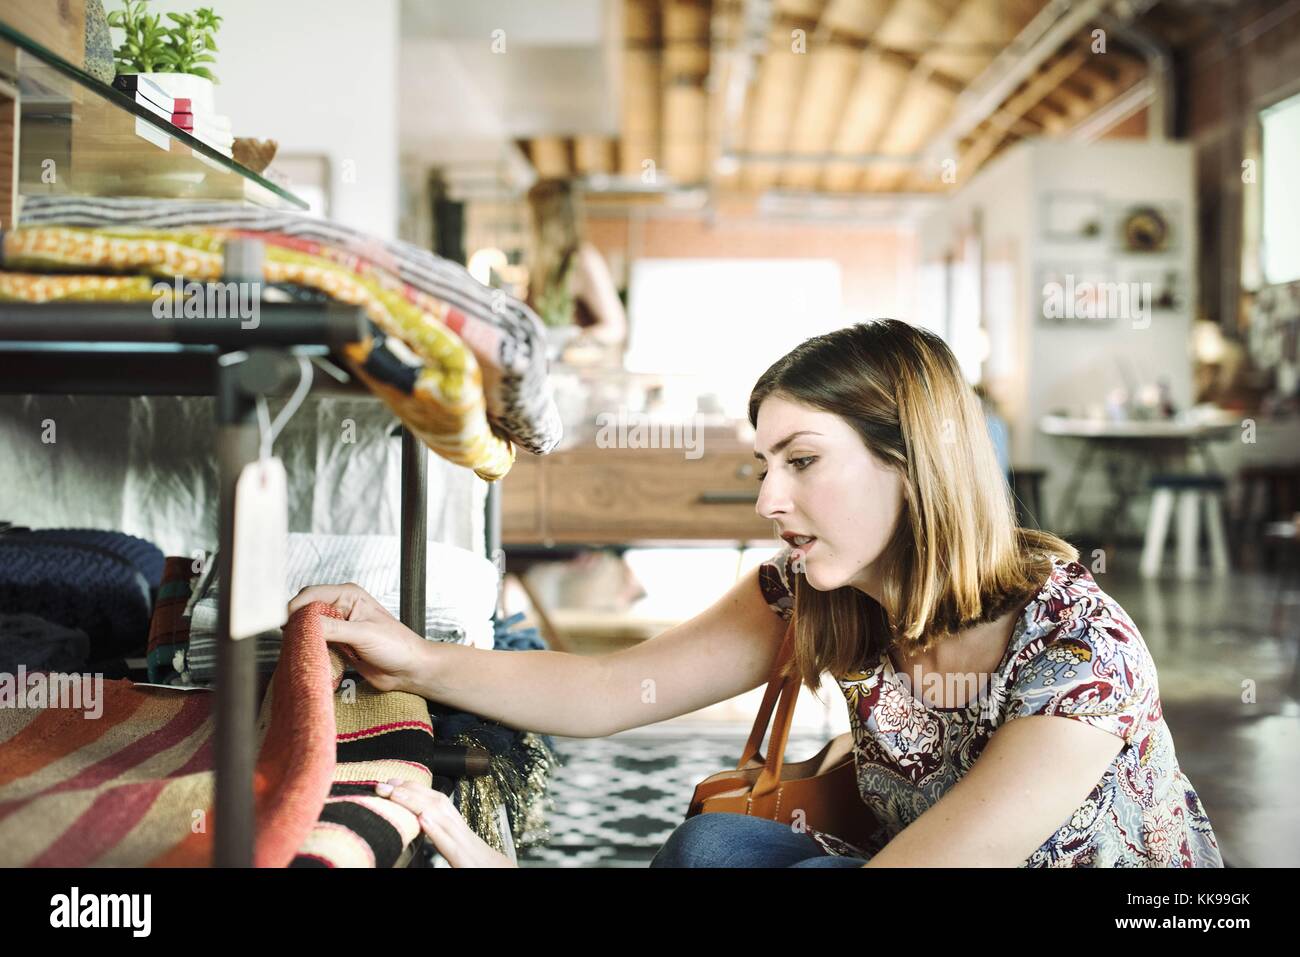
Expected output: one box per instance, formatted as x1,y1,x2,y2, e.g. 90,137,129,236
108,0,223,114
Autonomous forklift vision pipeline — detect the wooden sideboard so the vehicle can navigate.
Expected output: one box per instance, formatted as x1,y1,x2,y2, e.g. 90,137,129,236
502,440,777,545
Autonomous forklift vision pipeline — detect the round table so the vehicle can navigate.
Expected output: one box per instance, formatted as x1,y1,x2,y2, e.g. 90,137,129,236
1039,412,1240,539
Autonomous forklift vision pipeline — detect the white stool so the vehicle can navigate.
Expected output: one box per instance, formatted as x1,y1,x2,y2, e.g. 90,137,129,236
1140,475,1230,579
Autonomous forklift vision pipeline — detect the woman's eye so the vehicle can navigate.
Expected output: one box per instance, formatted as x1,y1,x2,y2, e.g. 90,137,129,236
756,457,815,482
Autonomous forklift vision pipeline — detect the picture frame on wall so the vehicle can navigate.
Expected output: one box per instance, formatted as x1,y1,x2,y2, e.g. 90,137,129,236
1037,261,1120,326
1113,201,1181,254
1042,191,1105,242
1125,268,1188,313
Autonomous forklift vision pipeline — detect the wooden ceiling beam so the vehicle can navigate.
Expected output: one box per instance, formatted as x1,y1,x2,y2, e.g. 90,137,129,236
922,0,1045,86
574,136,616,175
958,41,1094,179
620,0,662,178
1022,52,1149,140
528,137,573,179
777,0,869,191
661,0,711,184
860,0,1007,192
740,14,819,191
820,48,911,191
816,0,913,192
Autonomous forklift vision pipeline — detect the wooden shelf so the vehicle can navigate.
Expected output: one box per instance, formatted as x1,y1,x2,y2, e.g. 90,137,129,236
503,443,775,545
0,18,308,212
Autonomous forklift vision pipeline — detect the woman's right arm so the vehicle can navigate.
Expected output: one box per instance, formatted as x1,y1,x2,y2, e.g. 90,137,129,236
290,564,787,740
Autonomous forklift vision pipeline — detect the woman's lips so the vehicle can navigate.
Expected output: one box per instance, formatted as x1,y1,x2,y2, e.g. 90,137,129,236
791,538,817,562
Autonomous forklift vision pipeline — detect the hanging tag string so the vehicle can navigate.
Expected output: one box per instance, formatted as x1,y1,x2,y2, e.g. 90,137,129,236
256,355,314,461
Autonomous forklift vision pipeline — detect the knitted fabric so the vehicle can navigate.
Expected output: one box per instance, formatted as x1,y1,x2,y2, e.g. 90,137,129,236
15,195,562,456
291,602,434,867
0,527,164,658
290,605,562,864
0,614,90,673
0,225,519,480
0,601,338,866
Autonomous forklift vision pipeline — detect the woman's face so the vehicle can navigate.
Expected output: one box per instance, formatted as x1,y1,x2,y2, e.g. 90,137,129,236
753,395,904,598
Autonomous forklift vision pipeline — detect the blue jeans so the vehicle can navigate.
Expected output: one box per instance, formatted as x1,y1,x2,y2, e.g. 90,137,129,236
649,813,870,868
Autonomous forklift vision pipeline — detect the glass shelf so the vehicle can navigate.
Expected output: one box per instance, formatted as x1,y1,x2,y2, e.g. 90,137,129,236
0,20,307,210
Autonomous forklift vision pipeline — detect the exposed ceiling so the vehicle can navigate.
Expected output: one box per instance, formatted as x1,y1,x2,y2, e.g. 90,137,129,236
399,0,1227,203
517,0,1226,199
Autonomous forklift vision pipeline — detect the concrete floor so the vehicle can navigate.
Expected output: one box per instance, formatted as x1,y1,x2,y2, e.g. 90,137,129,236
1094,553,1300,867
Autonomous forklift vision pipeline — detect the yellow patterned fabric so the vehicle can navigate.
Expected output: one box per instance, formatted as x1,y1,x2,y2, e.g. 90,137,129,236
0,226,515,480
0,273,160,302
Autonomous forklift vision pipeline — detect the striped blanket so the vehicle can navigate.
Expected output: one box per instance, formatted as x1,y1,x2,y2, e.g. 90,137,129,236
292,675,439,868
145,556,197,683
0,226,516,481
15,194,562,456
0,603,339,866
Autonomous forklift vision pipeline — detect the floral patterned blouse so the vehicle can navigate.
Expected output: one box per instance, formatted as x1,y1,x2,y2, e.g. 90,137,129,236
758,548,1223,867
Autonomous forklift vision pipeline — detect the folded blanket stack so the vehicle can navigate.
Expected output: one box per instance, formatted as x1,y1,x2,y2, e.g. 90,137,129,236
141,565,558,861
0,600,339,866
16,195,562,457
292,602,437,868
0,613,90,674
0,224,518,481
145,556,198,683
0,527,164,662
158,533,499,685
4,196,564,477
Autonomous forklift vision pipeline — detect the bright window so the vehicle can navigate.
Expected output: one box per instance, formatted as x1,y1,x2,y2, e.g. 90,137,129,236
1261,92,1300,285
624,259,844,419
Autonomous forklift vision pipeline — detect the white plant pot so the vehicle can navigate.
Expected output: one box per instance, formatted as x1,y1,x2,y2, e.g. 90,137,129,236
133,72,216,115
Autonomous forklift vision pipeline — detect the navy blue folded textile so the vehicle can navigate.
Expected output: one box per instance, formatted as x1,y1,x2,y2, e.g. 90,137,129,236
0,527,165,657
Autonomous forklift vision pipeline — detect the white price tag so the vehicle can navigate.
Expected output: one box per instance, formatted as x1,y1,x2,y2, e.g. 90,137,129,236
229,457,288,640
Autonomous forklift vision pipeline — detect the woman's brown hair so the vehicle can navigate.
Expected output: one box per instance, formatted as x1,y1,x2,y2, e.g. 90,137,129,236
526,178,581,327
747,320,1077,691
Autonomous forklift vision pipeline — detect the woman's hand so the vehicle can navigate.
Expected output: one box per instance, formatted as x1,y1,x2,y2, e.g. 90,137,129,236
376,779,517,868
287,582,427,693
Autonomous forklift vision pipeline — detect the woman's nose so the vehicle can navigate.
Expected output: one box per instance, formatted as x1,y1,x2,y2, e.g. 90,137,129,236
755,475,790,521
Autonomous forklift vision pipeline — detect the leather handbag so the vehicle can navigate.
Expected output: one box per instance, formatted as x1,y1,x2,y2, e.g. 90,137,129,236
686,619,879,851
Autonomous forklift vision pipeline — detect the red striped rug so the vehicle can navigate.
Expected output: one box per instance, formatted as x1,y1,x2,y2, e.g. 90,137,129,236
0,602,340,866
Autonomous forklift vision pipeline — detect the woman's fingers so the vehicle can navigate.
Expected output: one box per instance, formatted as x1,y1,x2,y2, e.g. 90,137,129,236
377,779,446,819
376,780,508,868
317,614,368,649
378,782,467,861
288,582,397,625
287,582,362,617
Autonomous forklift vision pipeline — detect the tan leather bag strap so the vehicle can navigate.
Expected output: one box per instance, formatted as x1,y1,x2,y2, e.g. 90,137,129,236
752,664,799,799
737,618,798,771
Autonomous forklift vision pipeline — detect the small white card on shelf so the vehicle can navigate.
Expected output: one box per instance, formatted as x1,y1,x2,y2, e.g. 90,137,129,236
229,457,288,641
134,116,171,151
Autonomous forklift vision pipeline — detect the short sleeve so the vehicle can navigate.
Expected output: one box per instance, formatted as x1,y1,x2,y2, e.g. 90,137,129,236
1003,613,1157,748
757,545,796,622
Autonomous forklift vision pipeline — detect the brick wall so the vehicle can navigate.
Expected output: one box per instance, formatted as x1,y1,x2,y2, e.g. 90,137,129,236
583,210,918,321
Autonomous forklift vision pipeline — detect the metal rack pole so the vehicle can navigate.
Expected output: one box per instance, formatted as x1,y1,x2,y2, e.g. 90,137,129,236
399,428,428,637
213,355,260,868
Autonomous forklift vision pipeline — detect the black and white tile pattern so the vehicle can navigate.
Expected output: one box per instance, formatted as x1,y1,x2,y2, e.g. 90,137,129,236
518,724,835,867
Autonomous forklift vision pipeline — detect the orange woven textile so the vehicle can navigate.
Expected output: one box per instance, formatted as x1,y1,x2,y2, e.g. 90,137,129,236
0,602,340,866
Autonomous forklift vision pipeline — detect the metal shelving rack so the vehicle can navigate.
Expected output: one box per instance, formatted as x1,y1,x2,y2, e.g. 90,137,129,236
0,300,499,867
0,20,507,866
